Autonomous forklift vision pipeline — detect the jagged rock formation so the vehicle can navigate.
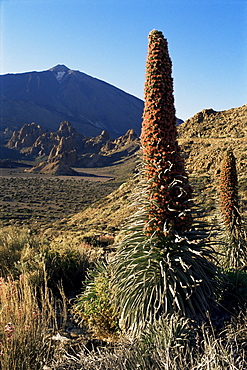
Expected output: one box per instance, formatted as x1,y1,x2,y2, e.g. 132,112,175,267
7,121,82,158
9,121,139,174
77,129,139,167
83,130,111,153
100,129,138,154
7,122,43,149
48,137,77,166
26,134,78,175
83,129,138,156
5,104,246,178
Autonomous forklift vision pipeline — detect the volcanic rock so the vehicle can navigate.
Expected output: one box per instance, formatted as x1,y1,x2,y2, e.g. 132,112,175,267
48,137,77,166
7,122,43,149
27,160,79,176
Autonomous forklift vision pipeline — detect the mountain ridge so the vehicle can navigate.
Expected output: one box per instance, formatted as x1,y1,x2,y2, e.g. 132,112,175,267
0,65,144,138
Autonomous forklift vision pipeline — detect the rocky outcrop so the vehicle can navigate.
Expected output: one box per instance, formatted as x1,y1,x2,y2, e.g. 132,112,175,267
100,129,138,154
27,160,79,176
57,121,76,137
83,130,111,153
114,128,137,147
8,121,83,158
29,132,58,157
178,104,247,139
48,137,77,166
27,133,78,175
7,121,140,174
7,122,43,149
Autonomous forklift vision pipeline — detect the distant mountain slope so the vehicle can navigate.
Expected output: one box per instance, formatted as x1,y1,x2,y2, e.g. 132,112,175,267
0,65,144,138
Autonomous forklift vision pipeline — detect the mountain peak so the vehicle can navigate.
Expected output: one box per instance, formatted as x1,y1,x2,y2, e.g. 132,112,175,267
49,65,71,82
0,65,144,138
49,64,70,72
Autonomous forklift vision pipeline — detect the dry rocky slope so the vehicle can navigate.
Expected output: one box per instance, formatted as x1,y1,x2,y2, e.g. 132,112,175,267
53,104,246,241
178,104,247,222
178,104,246,180
2,104,246,238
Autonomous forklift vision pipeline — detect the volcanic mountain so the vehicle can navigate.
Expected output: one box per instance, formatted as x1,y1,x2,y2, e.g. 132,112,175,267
0,65,144,138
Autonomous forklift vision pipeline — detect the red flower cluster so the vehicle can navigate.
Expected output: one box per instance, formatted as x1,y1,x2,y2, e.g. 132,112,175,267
141,30,192,236
220,150,240,229
4,322,15,340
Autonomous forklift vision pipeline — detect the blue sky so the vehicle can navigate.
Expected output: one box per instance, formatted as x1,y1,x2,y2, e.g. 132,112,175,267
0,0,246,121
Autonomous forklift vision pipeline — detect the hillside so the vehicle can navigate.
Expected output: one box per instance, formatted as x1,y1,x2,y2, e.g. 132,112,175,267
0,65,144,138
178,104,246,184
48,104,247,242
0,104,246,238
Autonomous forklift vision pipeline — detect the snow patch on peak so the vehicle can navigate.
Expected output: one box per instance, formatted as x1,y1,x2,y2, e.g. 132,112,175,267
56,71,65,81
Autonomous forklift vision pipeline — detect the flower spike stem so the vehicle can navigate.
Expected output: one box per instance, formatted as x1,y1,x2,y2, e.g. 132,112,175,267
141,30,192,237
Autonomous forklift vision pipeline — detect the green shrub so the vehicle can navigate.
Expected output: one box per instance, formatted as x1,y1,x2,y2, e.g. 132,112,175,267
0,227,90,293
222,268,247,307
73,263,120,338
45,243,89,293
0,227,45,279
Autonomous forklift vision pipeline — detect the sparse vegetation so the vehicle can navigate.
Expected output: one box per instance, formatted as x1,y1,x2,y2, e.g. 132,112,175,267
218,149,247,269
0,31,246,370
0,175,119,228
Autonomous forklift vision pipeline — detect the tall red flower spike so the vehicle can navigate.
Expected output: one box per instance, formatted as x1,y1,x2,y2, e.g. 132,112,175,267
141,30,192,236
220,149,241,232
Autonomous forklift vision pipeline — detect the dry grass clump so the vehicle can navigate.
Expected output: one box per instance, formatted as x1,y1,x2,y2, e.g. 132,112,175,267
0,227,93,293
0,273,67,370
0,227,45,278
52,313,247,370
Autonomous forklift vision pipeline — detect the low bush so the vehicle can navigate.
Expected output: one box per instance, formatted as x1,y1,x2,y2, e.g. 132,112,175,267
0,227,45,279
72,263,120,339
0,227,91,294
